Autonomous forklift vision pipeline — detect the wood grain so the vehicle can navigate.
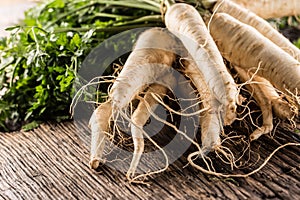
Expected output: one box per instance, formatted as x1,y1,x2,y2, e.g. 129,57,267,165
0,121,299,199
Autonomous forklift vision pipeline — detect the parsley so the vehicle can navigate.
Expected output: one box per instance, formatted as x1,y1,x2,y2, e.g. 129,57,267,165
0,0,163,131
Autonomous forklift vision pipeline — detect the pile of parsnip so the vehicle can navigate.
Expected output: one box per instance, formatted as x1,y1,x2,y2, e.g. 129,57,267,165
87,0,300,181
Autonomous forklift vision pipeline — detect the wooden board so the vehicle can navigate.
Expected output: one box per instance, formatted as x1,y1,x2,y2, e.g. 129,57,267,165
0,121,299,200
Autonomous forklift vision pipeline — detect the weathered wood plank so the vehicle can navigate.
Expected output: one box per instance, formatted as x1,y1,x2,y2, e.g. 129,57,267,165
0,121,299,199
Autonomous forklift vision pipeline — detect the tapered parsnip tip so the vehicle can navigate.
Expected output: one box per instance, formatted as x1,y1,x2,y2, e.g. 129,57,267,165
224,103,237,125
89,101,112,171
89,159,100,169
89,158,103,170
250,126,273,141
272,98,297,120
126,169,135,180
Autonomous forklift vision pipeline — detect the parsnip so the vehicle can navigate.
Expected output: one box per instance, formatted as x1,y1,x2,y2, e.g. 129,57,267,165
109,28,178,110
165,3,238,126
231,0,300,19
234,66,295,140
210,13,300,99
90,28,178,173
183,59,222,152
214,0,300,61
127,84,169,178
89,101,112,169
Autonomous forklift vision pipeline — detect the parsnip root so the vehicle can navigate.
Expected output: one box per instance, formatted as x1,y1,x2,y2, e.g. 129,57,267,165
210,13,300,100
86,2,300,180
109,28,178,111
165,3,238,126
183,59,222,152
90,27,179,177
231,0,300,19
234,66,296,140
127,84,169,178
214,0,300,61
89,101,112,169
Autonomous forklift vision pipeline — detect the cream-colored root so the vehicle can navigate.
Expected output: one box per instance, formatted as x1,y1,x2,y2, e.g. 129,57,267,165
126,72,212,182
231,0,300,19
140,92,214,172
165,3,238,126
109,28,178,110
86,4,299,180
90,28,180,180
210,13,300,98
122,106,170,183
234,66,296,140
89,101,112,169
214,0,300,61
235,67,273,141
187,142,300,178
182,58,222,152
126,84,168,179
219,135,252,169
